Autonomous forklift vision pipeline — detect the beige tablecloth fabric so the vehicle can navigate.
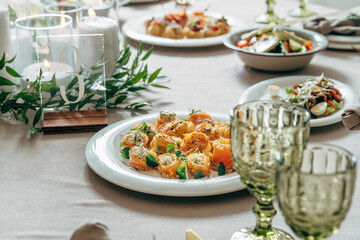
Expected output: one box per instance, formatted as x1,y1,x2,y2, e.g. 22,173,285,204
1,1,360,240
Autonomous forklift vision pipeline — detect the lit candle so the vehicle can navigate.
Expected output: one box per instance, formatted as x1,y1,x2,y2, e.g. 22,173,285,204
20,60,74,89
0,1,14,92
78,9,119,76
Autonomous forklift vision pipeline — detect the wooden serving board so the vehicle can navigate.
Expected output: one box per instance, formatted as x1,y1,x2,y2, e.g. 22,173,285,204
43,109,108,135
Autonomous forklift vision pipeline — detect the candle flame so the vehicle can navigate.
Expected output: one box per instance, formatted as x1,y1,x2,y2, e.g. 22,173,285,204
60,16,66,25
88,9,96,18
44,60,50,69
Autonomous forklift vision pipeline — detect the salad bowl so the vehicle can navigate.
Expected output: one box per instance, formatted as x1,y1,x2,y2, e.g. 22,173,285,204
223,27,328,72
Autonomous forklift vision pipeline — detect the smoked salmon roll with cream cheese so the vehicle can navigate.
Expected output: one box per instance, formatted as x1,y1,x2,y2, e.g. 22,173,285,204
123,130,149,148
158,153,182,178
158,120,195,138
129,145,158,171
195,122,220,141
187,110,215,126
181,132,212,158
187,152,211,178
156,110,177,130
150,133,182,154
212,138,233,172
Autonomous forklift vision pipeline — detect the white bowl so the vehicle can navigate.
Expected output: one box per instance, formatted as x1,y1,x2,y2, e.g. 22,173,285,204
223,27,328,72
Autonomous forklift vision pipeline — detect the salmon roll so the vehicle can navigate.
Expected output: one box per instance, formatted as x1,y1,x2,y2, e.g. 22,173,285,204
123,130,149,148
195,122,220,141
158,153,182,178
156,110,177,130
181,132,212,158
150,133,182,154
212,138,233,172
158,120,195,138
215,121,230,139
187,109,215,126
129,145,158,171
187,152,211,178
134,122,156,142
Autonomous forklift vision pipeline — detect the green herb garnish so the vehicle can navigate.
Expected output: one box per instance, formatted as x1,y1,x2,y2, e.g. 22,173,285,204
140,122,147,133
292,98,298,103
121,147,131,159
146,154,159,168
120,142,124,147
286,88,295,94
166,144,175,153
175,150,182,158
218,162,226,176
194,170,206,179
176,162,186,179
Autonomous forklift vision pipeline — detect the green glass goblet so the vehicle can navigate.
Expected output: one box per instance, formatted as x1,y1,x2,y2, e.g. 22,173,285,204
255,0,284,24
288,0,317,18
230,100,310,240
277,143,357,240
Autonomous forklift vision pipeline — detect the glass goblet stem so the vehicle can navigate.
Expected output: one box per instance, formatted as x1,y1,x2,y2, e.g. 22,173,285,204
299,0,308,10
253,199,276,234
266,0,276,15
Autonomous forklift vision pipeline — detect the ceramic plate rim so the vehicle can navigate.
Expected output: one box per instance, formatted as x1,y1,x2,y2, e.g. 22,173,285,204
85,112,245,197
239,75,359,127
328,42,359,50
122,12,248,47
327,34,360,44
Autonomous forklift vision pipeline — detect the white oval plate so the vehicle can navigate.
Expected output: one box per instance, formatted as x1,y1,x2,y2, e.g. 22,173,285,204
328,42,359,50
85,112,245,196
122,12,249,47
239,75,359,127
327,34,360,44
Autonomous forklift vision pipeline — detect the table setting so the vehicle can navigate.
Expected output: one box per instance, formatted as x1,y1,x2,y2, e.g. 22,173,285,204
1,0,360,240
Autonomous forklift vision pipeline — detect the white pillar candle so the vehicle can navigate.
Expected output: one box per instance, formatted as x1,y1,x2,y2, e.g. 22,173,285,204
78,14,119,76
20,61,74,90
0,2,15,92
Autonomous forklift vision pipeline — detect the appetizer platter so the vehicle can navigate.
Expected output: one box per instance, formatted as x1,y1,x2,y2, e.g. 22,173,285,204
122,8,248,47
239,75,359,127
85,111,245,196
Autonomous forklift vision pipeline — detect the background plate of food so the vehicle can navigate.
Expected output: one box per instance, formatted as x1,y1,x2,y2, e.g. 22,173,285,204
239,75,359,127
122,9,248,47
85,111,246,196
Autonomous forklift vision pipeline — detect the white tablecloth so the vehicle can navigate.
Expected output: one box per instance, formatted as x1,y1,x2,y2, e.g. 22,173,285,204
1,0,359,239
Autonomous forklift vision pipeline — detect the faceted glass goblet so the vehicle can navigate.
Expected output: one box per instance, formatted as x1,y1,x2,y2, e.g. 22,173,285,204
255,0,284,24
277,143,357,240
288,0,317,18
230,100,310,240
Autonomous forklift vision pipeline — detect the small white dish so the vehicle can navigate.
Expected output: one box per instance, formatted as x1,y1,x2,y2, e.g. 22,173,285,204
223,27,328,72
85,112,245,196
122,12,248,47
239,75,360,127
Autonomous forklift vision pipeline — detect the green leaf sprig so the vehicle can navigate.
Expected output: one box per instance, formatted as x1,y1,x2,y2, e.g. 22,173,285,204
0,39,169,136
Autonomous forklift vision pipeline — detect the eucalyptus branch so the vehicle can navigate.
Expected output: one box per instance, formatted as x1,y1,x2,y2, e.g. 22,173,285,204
0,39,169,136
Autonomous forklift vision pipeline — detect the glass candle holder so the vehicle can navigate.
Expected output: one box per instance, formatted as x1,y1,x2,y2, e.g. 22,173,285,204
14,14,73,73
0,0,16,92
277,143,357,240
45,3,79,28
78,0,119,76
